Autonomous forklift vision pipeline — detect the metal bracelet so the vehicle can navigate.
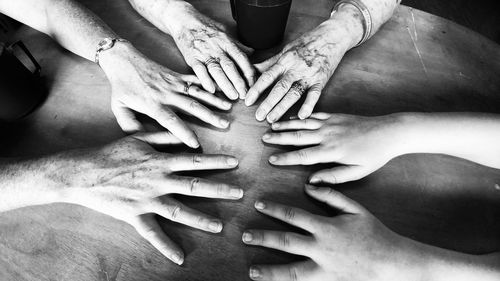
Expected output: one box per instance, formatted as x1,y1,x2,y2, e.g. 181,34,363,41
94,38,128,65
331,0,373,47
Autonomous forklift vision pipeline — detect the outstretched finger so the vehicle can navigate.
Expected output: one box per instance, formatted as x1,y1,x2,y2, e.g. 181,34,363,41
242,230,313,256
267,83,307,123
249,261,315,281
168,94,230,129
255,74,294,122
309,112,332,120
245,63,284,106
206,58,239,100
112,102,144,133
132,214,184,265
253,200,319,232
219,56,248,99
298,84,323,119
166,154,239,172
166,175,243,199
152,106,199,148
185,85,232,110
226,43,256,88
191,61,216,93
254,54,280,73
305,184,365,214
149,198,224,234
262,130,321,146
269,146,330,166
309,165,372,185
133,132,183,146
271,119,324,131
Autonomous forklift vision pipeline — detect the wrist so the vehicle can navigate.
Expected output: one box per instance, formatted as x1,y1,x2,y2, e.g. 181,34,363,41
325,4,364,50
98,40,138,77
160,0,197,36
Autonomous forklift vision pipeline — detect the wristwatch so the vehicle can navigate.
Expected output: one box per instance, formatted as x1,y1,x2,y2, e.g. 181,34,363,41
94,37,128,65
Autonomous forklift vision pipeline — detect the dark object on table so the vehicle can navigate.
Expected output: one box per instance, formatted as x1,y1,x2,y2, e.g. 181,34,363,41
0,41,44,121
230,0,292,49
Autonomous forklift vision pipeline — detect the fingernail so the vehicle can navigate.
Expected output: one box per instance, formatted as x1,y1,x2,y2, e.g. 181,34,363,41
249,267,262,279
309,177,321,184
267,114,277,123
255,109,265,121
254,201,266,210
223,101,232,109
268,155,277,163
171,253,184,265
189,139,200,148
272,123,280,130
305,184,318,190
226,157,239,167
220,119,230,128
242,232,253,243
230,188,244,198
262,134,271,141
245,97,254,106
208,221,223,233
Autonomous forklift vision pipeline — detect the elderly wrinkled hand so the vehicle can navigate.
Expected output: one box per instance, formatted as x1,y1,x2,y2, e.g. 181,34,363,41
50,136,243,265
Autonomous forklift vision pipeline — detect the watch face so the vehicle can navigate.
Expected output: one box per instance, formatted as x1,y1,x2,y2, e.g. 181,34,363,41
98,38,114,49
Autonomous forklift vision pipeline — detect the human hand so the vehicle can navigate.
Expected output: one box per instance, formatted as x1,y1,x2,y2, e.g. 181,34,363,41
99,42,232,148
242,185,417,281
245,6,364,123
262,113,407,184
49,136,243,265
164,2,256,100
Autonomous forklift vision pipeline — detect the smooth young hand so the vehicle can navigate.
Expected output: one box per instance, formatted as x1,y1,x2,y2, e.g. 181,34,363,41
100,42,232,148
263,113,406,184
46,136,243,265
242,185,415,281
245,6,363,123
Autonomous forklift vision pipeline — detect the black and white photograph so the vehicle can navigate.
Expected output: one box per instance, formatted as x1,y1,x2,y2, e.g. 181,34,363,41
0,0,499,280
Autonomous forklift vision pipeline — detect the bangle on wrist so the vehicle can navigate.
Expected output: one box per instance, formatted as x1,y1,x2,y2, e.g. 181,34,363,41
94,37,129,66
331,0,372,47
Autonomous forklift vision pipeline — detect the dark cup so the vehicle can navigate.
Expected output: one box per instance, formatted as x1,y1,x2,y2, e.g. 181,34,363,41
230,0,292,49
0,41,44,121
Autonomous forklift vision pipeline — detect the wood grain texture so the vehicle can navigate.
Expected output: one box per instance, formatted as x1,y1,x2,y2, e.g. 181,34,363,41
1,1,500,280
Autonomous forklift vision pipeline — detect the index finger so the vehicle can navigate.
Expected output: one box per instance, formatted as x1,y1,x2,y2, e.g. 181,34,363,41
166,154,239,172
245,63,284,106
253,200,320,233
151,106,200,148
226,43,256,87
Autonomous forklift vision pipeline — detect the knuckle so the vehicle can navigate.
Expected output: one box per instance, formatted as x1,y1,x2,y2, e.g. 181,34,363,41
283,207,296,222
289,266,299,281
290,89,302,98
192,155,202,166
275,80,289,90
296,150,308,161
293,131,303,140
261,71,275,82
188,100,202,110
169,204,182,220
279,232,292,248
189,178,200,194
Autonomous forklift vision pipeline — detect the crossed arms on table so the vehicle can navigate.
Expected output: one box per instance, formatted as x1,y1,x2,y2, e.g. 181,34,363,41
0,0,499,280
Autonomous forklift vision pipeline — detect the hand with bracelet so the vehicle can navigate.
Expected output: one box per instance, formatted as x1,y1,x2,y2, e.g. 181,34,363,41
1,0,233,149
129,0,256,100
245,0,401,123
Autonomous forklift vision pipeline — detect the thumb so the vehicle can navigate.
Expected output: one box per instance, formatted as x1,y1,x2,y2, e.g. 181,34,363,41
304,185,364,214
309,165,372,185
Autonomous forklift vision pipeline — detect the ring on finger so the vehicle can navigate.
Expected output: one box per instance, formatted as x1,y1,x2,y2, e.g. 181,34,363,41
289,81,307,96
205,57,221,68
184,82,193,95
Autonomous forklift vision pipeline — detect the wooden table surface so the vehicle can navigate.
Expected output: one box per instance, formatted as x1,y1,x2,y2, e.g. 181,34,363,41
1,0,500,280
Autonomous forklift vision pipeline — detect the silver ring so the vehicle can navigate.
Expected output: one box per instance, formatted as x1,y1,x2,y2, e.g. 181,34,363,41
184,82,192,95
205,57,220,67
290,82,306,96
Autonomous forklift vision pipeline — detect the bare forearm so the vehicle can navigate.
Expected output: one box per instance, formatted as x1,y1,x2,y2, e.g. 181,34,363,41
0,158,61,212
128,0,191,35
406,238,500,281
394,113,500,169
0,0,116,61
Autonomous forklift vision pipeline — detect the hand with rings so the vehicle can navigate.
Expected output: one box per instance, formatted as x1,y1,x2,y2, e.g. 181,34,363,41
101,43,232,148
245,19,356,123
166,5,256,100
